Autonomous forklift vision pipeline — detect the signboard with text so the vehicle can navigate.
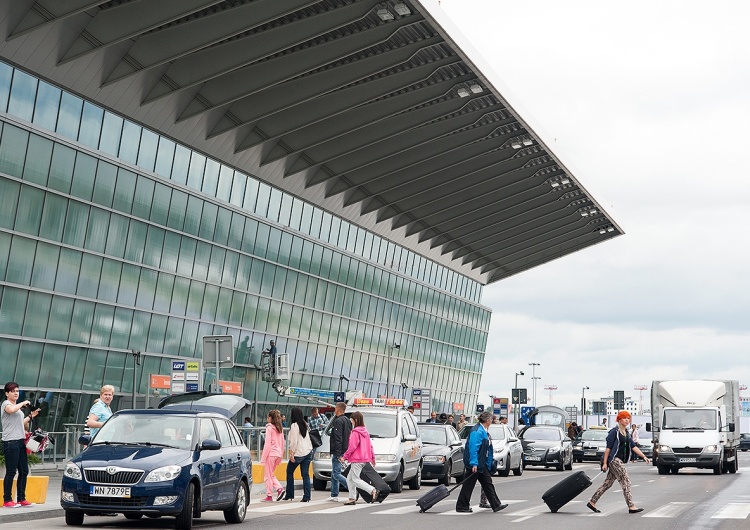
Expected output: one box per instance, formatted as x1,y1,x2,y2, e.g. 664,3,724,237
411,388,431,422
171,358,203,394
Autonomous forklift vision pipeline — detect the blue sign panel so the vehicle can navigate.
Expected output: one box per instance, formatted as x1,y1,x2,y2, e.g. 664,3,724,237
172,361,185,370
186,383,199,392
287,387,336,399
334,392,346,403
520,406,535,426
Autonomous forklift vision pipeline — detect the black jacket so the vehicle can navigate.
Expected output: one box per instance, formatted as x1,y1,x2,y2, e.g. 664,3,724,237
328,414,352,456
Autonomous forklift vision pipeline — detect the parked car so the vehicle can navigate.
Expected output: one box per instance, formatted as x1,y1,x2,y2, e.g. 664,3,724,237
457,423,476,446
486,424,523,476
634,429,653,461
572,428,608,463
61,394,253,529
313,405,423,493
740,433,750,452
519,425,574,471
418,423,465,485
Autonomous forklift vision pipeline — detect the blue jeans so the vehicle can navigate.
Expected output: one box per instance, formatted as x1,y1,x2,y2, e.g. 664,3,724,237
330,455,348,497
3,439,29,502
285,451,313,500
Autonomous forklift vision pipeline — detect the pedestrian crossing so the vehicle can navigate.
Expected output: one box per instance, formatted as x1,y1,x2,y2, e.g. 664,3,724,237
247,498,750,519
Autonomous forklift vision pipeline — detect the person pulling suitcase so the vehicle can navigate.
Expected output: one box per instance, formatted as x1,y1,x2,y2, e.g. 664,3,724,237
455,411,508,513
341,411,378,505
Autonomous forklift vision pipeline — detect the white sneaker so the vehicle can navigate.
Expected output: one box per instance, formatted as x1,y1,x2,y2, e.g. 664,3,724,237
326,497,339,502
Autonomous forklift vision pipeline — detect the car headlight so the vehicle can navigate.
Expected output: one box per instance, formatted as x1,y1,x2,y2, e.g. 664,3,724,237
64,462,82,481
145,465,182,482
548,446,561,453
315,452,330,460
702,445,719,453
658,445,673,453
374,454,397,463
423,455,446,463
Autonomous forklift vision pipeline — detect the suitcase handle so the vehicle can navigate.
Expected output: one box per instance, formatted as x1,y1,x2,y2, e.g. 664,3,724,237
448,471,477,493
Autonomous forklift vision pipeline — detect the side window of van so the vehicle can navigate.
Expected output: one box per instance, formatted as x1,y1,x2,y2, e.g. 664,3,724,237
401,416,411,440
403,413,417,437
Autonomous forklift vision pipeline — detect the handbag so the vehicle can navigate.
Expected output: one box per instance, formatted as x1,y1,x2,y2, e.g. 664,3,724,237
310,428,323,449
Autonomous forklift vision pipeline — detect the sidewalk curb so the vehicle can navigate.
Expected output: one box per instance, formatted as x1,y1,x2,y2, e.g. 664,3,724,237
0,508,65,522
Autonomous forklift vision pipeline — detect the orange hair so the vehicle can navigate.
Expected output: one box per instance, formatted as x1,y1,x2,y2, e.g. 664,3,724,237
616,410,631,422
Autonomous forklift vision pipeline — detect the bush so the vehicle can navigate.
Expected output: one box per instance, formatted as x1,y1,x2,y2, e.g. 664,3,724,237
0,442,42,466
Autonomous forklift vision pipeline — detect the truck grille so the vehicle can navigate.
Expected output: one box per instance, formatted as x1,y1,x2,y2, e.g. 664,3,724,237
674,447,703,454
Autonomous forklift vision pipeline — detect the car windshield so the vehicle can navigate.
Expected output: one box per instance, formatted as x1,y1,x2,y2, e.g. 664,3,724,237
420,427,448,445
523,428,561,441
581,430,607,441
360,413,397,438
487,426,506,440
92,414,196,450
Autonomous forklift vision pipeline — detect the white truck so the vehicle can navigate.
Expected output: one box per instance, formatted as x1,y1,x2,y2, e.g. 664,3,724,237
647,379,740,475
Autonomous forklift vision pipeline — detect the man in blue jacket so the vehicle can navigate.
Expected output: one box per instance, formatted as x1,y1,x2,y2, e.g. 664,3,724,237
456,411,508,513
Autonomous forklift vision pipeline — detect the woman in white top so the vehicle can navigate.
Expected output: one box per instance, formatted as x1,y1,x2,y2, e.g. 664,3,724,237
282,407,314,502
2,382,40,507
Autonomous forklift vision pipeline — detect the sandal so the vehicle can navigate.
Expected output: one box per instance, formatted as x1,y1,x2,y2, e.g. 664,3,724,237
344,499,356,506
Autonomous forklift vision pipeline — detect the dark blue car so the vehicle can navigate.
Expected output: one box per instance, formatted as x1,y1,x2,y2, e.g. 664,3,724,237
61,394,252,529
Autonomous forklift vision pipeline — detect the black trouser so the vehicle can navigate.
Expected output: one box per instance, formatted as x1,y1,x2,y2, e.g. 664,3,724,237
456,467,501,511
3,439,29,502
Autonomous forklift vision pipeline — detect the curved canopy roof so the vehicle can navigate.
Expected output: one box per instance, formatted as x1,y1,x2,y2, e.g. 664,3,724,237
0,0,622,284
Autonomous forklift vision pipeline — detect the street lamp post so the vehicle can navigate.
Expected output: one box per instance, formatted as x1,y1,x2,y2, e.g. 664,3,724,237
581,386,589,429
514,371,524,430
386,343,400,398
529,362,540,407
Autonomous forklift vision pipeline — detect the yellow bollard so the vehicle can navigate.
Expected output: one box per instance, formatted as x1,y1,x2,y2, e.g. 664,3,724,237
251,461,303,487
12,475,49,504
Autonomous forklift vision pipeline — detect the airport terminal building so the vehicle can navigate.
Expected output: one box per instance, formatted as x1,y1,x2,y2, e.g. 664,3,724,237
0,0,620,433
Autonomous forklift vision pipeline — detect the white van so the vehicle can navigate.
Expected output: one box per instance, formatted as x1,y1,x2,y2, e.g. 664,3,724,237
312,405,423,493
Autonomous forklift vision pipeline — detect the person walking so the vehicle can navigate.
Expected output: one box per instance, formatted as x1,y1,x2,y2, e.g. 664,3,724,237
341,411,378,505
283,407,313,502
86,385,114,438
456,411,508,513
586,410,651,514
325,401,352,502
260,409,285,502
2,382,40,507
308,407,328,452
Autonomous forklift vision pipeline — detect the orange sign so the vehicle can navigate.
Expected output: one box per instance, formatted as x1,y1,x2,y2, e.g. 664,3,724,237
150,374,171,389
352,398,405,407
453,402,464,411
219,380,243,395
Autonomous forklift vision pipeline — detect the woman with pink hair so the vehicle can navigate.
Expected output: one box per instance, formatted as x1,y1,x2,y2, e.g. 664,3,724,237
587,410,651,514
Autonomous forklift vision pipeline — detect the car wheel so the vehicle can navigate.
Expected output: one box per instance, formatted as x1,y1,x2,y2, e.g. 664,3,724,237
175,482,194,530
657,464,669,475
313,477,327,491
389,465,404,493
498,457,510,477
223,480,248,524
408,461,422,490
441,462,452,486
512,458,523,476
124,513,143,520
565,454,573,471
64,511,84,526
556,458,564,471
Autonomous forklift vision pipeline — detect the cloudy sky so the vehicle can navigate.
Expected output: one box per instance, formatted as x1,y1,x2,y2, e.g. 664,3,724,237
425,0,750,411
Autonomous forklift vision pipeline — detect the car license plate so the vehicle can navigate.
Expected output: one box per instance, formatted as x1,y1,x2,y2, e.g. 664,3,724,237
525,456,541,461
678,457,696,463
584,451,596,456
90,486,131,498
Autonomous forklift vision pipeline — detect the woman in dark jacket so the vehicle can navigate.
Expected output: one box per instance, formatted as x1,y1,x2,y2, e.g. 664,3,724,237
587,410,650,514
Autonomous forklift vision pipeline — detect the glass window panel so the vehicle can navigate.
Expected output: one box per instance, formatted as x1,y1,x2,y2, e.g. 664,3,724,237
137,128,159,172
179,319,199,357
186,281,205,319
55,248,81,295
221,249,238,288
45,295,73,342
32,80,61,131
254,223,270,258
99,111,123,157
119,119,141,164
207,246,225,284
0,62,11,112
124,220,147,263
77,253,103,298
329,216,341,246
15,185,44,236
92,160,117,207
85,208,110,253
113,307,135,349
193,240,211,280
130,175,155,220
154,136,176,178
266,227,281,262
113,168,137,214
56,92,83,139
171,144,190,185
226,212,244,251
216,165,233,202
128,311,149,351
7,69,37,122
78,102,104,149
278,231,293,266
46,143,76,194
136,267,157,309
142,225,164,268
90,303,115,347
242,294,258,329
167,189,187,231
0,124,29,179
165,316,184,352
117,263,140,306
254,297,270,330
230,171,246,208
69,151,97,201
278,192,293,227
0,178,20,230
199,201,218,240
0,287,27,334
182,194,202,236
216,287,232,324
186,151,205,190
30,241,59,290
289,197,303,232
214,207,231,247
203,158,220,197
338,255,350,284
299,203,312,236
22,133,53,186
294,274,308,305
229,291,245,327
259,263,275,297
271,267,286,300
244,178,261,214
98,258,121,302
267,187,282,223
241,218,258,254
146,314,168,354
148,181,170,226
201,284,219,321
15,341,42,387
170,276,189,316
70,298,95,344
308,207,322,239
319,211,332,243
161,231,180,273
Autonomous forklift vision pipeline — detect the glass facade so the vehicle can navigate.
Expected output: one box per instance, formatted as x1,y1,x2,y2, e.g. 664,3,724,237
0,61,491,432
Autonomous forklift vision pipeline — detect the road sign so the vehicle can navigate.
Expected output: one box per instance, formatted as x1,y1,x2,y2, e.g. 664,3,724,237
476,403,485,413
614,390,625,410
202,335,234,367
512,388,528,404
520,406,535,425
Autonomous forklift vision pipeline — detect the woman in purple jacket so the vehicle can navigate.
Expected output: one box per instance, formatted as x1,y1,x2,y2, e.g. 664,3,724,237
341,411,377,505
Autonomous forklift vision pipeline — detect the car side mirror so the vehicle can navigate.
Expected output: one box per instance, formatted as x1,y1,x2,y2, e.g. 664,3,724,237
404,434,417,442
200,439,221,451
78,435,91,446
508,437,518,442
645,423,652,432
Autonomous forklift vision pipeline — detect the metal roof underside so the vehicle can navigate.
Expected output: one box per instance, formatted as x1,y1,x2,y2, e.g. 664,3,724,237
0,0,622,285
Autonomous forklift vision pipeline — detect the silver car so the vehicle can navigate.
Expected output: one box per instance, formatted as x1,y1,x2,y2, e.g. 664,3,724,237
313,406,423,493
487,424,523,476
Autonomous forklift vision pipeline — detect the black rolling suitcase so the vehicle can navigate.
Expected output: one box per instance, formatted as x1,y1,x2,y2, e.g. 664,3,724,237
353,463,391,503
542,470,597,513
416,472,474,513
